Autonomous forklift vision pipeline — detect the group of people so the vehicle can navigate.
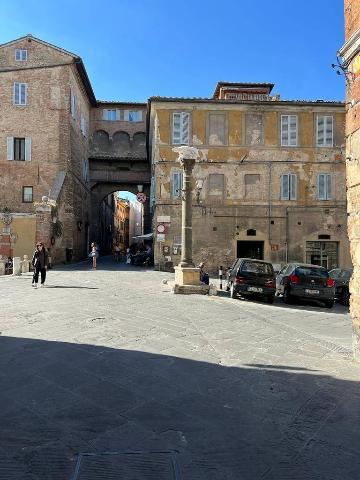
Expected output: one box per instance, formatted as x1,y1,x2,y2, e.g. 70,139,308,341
126,242,153,266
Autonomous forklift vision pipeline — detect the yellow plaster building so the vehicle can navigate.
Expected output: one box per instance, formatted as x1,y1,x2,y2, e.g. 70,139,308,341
148,82,351,273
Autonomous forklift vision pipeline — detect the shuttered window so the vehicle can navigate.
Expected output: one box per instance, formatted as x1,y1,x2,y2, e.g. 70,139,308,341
70,88,76,118
316,115,333,147
172,171,183,198
7,137,31,161
281,173,297,200
80,114,87,136
13,82,27,105
172,112,190,145
22,186,33,203
208,113,227,145
281,115,298,146
317,173,332,200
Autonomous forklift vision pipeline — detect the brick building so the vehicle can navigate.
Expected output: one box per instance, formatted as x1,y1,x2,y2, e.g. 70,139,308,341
114,196,130,250
0,34,95,262
339,0,360,358
148,82,351,273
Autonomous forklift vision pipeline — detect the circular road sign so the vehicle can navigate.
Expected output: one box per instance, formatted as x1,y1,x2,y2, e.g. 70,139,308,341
157,223,166,234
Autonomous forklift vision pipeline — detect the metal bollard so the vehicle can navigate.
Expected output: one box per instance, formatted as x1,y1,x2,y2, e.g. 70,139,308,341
219,265,223,290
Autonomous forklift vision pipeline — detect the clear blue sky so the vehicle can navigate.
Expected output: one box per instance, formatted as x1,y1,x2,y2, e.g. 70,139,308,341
0,0,345,102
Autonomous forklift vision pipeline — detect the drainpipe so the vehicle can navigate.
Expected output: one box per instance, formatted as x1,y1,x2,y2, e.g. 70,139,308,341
285,206,289,263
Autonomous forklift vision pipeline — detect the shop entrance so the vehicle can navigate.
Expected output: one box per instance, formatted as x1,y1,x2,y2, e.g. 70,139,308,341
306,241,339,269
237,241,264,260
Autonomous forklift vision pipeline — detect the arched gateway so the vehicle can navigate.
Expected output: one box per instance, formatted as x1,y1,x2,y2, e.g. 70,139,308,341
89,102,151,248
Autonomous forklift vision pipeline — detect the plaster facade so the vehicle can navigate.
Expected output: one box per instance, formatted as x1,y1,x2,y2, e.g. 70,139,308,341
149,84,350,273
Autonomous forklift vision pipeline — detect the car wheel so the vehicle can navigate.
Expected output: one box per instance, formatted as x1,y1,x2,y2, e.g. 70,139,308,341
283,288,293,304
230,283,237,299
340,289,350,306
265,295,274,304
324,300,334,309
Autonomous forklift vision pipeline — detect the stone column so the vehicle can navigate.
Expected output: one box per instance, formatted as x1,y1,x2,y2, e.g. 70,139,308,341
0,256,6,276
12,257,21,276
35,196,53,249
179,157,195,268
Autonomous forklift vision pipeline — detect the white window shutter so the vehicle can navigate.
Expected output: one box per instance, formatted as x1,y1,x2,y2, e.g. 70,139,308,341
326,174,332,200
124,110,129,121
318,174,326,200
290,174,297,200
172,171,183,197
281,174,289,200
116,109,121,120
22,84,27,105
7,137,14,160
25,137,32,161
172,113,181,144
317,116,325,146
289,115,297,146
281,116,289,146
102,109,107,120
325,116,333,147
181,112,190,144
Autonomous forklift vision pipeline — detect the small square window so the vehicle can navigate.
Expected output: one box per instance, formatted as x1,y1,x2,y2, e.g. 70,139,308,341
22,186,33,203
15,49,27,61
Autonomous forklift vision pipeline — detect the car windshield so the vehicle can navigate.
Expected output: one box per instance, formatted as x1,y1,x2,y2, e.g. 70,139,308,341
241,261,273,275
295,267,328,278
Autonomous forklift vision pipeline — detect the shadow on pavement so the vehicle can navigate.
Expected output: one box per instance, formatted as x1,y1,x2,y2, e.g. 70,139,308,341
45,286,99,290
53,256,155,274
0,336,358,479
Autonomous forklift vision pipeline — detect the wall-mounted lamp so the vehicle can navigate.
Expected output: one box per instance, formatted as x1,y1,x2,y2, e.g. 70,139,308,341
331,56,354,84
137,184,143,193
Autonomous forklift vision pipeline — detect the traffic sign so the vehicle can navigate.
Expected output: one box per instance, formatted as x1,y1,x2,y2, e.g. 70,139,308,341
157,223,166,234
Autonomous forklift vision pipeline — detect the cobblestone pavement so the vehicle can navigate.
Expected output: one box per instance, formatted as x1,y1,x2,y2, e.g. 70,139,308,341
0,257,359,479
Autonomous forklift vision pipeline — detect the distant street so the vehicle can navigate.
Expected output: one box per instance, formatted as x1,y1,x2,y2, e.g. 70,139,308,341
0,257,358,479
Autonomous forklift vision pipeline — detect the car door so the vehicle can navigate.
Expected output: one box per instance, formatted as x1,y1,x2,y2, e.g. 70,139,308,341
276,264,289,293
227,259,240,287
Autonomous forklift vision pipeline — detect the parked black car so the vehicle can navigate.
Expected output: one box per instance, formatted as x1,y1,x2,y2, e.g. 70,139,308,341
276,263,335,308
329,268,352,306
226,258,276,303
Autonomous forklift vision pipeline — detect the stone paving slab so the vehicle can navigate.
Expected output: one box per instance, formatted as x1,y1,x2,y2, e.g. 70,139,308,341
0,258,359,479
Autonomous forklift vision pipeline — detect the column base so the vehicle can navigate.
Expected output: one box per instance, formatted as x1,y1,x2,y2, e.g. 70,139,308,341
171,266,210,295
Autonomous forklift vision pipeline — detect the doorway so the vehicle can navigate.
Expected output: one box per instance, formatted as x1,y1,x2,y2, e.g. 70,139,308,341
237,241,264,259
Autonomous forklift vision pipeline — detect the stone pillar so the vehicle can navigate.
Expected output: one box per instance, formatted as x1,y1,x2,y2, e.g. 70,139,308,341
35,197,53,250
21,255,30,273
0,256,6,275
179,157,195,268
339,1,360,359
12,257,21,276
171,146,208,294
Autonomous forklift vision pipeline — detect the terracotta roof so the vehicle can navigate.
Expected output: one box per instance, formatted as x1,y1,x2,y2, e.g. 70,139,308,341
97,100,147,106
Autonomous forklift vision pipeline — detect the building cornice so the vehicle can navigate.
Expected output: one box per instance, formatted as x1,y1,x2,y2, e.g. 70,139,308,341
338,27,360,64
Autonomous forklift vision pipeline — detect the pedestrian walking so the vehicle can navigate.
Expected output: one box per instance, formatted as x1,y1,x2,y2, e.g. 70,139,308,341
89,242,99,269
32,242,49,288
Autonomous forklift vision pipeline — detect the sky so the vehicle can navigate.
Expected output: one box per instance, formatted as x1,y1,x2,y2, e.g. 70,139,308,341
0,0,345,102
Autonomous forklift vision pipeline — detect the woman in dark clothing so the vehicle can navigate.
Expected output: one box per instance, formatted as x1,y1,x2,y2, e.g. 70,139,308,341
32,242,49,288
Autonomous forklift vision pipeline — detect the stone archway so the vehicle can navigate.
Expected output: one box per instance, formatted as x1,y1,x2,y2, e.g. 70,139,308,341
90,181,151,249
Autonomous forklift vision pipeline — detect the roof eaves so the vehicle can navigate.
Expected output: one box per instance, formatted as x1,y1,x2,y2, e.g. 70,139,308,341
0,34,79,58
149,96,345,106
97,100,147,106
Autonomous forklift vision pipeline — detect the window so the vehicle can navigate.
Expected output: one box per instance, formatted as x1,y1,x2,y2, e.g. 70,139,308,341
14,138,25,160
208,173,224,195
22,186,33,203
245,174,261,199
15,49,27,61
281,115,298,146
82,159,89,182
245,114,264,145
128,111,142,122
104,109,118,121
317,173,332,200
7,137,31,161
13,82,27,105
281,173,297,200
172,112,190,145
80,114,87,136
172,171,183,198
70,88,76,118
208,113,227,145
316,115,333,147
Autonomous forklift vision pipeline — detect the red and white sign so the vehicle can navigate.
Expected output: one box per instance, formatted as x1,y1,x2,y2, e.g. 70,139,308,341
157,223,166,234
136,192,147,203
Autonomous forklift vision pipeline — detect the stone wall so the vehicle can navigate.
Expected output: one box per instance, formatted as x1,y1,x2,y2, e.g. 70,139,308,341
340,0,360,358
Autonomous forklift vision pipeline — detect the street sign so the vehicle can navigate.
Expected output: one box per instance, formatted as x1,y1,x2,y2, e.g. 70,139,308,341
136,192,147,203
157,223,166,234
157,234,165,242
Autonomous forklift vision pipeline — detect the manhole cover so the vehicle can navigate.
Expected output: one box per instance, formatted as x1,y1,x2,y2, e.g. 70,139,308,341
71,451,181,480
